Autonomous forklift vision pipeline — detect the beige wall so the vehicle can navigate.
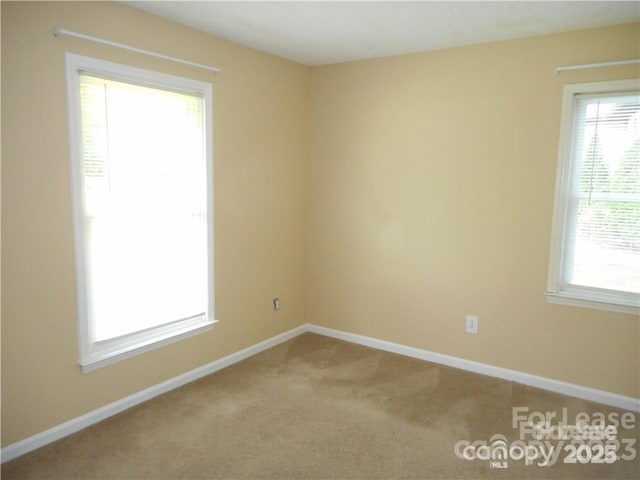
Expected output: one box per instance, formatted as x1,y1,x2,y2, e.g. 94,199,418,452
1,1,309,446
2,0,639,449
307,23,640,399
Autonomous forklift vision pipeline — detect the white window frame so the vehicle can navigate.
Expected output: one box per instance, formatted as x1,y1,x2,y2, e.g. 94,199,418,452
66,53,216,372
546,79,640,315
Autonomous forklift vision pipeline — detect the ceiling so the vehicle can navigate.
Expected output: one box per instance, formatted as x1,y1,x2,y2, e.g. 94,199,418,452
126,1,640,66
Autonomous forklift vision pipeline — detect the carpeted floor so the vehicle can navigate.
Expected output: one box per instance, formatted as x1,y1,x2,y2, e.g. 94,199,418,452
2,332,639,479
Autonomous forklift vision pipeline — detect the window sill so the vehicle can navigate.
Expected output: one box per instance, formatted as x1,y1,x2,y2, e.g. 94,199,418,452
545,290,639,316
80,318,218,373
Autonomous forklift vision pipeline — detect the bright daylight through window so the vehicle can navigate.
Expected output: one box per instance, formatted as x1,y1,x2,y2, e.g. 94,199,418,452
67,54,215,371
547,79,640,314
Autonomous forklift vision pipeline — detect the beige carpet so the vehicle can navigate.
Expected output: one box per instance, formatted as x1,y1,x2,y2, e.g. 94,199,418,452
3,333,639,479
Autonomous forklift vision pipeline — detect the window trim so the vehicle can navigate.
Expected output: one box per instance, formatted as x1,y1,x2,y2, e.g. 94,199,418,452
546,79,640,315
66,53,217,372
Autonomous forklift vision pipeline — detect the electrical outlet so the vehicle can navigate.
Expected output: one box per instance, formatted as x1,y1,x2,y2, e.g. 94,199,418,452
466,315,478,334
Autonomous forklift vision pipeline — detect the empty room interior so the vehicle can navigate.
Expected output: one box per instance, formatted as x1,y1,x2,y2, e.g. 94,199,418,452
1,1,639,478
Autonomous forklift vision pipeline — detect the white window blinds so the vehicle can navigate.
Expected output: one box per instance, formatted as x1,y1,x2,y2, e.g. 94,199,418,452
567,93,639,294
80,74,209,342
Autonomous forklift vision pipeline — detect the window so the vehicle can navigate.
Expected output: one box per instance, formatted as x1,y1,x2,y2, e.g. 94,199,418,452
547,79,639,314
66,53,216,372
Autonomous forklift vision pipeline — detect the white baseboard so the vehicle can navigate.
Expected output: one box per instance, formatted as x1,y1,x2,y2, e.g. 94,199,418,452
3,322,638,463
307,324,640,413
0,324,307,463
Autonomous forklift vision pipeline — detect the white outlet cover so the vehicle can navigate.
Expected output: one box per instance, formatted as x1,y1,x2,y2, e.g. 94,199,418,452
466,315,478,334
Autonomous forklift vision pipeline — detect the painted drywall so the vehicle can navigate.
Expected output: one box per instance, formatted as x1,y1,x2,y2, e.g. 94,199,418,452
307,23,640,399
1,1,309,446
